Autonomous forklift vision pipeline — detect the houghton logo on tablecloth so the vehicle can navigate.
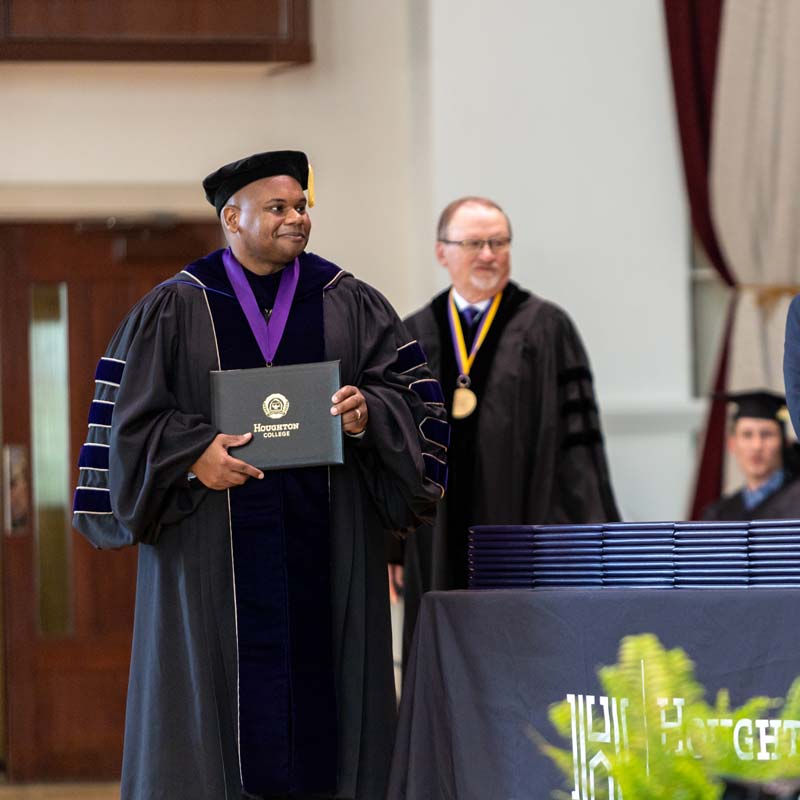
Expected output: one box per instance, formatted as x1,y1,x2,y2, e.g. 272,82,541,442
561,685,800,800
541,634,800,800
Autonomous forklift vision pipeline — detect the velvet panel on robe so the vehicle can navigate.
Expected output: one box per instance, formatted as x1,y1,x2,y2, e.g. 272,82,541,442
189,253,337,796
401,284,619,656
72,248,447,800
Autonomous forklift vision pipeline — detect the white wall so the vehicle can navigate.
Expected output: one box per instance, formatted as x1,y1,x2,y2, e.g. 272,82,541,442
0,0,701,519
0,1,418,304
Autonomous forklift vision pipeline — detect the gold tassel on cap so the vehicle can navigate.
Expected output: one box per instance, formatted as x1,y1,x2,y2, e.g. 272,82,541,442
307,163,315,208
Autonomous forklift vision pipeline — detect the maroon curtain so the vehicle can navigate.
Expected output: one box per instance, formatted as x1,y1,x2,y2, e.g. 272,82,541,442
663,0,738,518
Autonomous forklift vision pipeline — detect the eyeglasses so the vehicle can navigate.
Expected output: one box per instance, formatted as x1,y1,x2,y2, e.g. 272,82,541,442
438,237,512,253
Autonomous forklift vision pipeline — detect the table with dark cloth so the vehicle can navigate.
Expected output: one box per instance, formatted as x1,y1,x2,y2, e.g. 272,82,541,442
387,589,800,800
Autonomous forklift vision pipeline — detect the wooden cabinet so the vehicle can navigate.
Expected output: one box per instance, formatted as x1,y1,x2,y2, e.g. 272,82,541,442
0,0,311,62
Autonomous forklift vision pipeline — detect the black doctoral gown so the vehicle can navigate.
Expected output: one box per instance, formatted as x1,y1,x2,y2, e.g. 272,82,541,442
72,248,447,800
401,284,619,653
702,473,800,521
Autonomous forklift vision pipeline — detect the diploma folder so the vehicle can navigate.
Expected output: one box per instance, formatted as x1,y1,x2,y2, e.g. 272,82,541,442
210,360,344,470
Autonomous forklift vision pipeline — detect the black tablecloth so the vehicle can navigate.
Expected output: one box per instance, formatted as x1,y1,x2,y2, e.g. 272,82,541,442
387,589,800,800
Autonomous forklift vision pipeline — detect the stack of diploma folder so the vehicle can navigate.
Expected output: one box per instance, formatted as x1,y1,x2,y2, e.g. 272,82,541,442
467,520,800,589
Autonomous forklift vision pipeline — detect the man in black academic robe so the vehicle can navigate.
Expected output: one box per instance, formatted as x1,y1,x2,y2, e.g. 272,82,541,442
401,196,619,655
702,390,800,521
72,151,447,800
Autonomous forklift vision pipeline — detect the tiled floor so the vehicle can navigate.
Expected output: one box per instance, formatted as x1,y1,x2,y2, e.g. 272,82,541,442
0,785,118,799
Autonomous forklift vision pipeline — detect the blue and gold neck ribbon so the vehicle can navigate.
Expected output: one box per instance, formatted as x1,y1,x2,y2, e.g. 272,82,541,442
447,289,502,379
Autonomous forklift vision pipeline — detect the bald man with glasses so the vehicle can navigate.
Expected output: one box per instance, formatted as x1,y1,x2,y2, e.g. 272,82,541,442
398,196,620,659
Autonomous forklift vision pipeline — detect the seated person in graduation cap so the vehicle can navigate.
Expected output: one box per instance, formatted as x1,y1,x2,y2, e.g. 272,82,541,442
702,390,800,520
71,149,447,800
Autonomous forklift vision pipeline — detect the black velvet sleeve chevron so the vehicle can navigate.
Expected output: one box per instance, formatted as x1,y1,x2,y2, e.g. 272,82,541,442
327,280,449,535
72,286,217,548
545,309,620,523
558,365,604,449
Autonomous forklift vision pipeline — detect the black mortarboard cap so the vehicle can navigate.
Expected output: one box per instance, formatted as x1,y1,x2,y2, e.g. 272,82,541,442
202,150,312,215
724,390,790,424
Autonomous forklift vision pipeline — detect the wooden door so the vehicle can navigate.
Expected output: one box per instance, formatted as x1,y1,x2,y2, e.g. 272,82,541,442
0,221,222,780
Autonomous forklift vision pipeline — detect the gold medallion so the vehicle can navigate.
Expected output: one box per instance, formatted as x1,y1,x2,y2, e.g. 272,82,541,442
452,386,477,419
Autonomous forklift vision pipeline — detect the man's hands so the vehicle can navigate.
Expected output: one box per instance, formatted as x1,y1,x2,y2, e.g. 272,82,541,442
388,564,404,604
331,385,368,435
190,433,264,490
193,386,367,491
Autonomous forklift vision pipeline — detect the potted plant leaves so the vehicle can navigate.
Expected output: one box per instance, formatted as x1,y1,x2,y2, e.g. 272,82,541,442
540,634,800,799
